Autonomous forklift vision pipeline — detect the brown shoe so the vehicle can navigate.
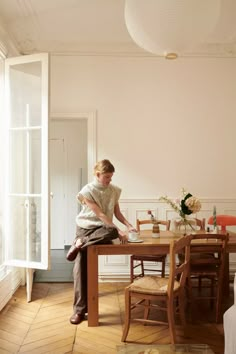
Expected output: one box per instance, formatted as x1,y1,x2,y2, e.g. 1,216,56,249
66,242,84,262
70,313,84,325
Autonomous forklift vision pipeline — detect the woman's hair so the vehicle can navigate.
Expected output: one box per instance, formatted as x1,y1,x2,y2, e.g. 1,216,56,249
94,159,115,174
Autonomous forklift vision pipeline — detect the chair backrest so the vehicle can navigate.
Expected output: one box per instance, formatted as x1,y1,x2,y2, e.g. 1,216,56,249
168,234,192,297
174,218,205,231
195,218,206,230
189,233,228,268
136,219,171,232
208,214,236,231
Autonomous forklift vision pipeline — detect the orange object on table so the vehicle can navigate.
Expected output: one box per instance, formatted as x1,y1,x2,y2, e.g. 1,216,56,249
208,215,236,231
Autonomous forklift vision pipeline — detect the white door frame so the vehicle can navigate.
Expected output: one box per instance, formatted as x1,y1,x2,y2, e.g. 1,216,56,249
50,111,97,183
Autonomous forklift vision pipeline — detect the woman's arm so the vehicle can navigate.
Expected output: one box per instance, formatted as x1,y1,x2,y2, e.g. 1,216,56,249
83,197,114,226
82,197,127,240
114,203,136,232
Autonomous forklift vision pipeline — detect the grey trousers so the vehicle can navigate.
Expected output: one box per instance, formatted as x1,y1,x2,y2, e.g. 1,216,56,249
72,225,119,315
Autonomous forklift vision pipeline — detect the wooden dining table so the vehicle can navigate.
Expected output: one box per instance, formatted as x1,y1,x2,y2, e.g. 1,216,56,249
87,230,236,326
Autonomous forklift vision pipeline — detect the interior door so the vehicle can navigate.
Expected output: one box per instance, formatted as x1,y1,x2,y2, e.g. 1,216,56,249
4,53,49,300
50,119,88,249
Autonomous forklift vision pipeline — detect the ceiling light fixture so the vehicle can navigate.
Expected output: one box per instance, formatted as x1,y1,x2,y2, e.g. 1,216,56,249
165,53,178,60
125,0,221,58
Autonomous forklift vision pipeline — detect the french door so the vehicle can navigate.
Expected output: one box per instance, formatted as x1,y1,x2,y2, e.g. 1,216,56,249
4,53,49,300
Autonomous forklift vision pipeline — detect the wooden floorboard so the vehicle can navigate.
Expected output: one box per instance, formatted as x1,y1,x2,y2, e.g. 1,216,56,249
0,281,233,354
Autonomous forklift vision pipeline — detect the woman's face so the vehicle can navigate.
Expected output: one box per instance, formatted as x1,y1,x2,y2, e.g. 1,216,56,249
96,172,113,186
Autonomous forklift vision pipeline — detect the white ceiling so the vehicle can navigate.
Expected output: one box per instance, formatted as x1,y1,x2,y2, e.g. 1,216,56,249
0,0,236,58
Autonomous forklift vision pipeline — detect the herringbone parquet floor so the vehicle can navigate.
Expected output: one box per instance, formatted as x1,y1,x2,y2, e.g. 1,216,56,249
0,281,233,354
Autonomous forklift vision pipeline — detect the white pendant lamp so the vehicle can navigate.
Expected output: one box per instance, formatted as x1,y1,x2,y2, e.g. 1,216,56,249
207,0,236,42
125,0,221,58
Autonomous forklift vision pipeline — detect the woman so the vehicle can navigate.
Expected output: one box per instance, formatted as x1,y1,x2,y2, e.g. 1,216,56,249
70,159,136,324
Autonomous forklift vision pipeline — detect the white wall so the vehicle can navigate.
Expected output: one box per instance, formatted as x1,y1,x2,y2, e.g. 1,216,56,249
50,55,236,200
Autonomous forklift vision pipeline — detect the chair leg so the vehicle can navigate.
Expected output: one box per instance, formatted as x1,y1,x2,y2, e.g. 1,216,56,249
140,260,144,277
210,277,215,309
130,257,134,282
143,299,150,320
178,290,186,326
161,259,165,277
186,277,194,322
167,298,176,344
186,276,192,303
121,288,131,342
130,258,145,282
216,275,223,323
198,276,202,290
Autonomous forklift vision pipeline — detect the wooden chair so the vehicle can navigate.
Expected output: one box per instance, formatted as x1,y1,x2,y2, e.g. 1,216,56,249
122,234,192,344
130,219,171,282
177,218,205,268
208,215,236,295
187,233,229,323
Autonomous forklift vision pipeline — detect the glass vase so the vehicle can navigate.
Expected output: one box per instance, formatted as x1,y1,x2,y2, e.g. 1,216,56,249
173,216,197,235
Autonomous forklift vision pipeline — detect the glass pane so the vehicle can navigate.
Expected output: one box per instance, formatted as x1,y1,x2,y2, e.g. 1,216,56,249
9,129,41,194
31,130,42,194
9,131,26,194
30,197,42,262
9,62,42,128
8,196,41,262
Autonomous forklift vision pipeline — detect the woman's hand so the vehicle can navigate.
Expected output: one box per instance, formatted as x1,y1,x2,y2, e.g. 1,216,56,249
127,225,137,233
118,230,128,243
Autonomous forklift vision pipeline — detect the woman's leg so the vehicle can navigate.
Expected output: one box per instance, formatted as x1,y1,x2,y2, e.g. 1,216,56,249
70,225,119,324
70,227,89,324
72,247,87,315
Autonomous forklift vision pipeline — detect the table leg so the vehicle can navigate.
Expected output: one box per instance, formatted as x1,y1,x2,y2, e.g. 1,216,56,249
87,246,99,326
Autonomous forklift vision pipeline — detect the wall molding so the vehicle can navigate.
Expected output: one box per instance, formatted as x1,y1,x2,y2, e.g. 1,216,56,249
120,198,236,203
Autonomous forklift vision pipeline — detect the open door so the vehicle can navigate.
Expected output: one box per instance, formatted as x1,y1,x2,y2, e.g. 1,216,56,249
4,53,49,301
